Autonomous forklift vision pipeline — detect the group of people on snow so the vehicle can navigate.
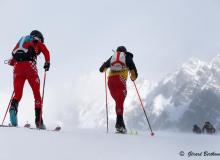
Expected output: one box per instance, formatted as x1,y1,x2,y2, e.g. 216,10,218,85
193,122,216,134
7,30,218,134
7,30,137,133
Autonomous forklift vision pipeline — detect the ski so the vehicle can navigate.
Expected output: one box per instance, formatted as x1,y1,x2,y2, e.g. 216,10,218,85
23,123,61,131
115,130,138,135
0,124,61,132
0,124,13,128
26,126,61,132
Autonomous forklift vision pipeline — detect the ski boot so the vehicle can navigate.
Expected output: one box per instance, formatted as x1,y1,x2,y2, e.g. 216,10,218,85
35,108,46,130
9,99,18,126
115,115,127,134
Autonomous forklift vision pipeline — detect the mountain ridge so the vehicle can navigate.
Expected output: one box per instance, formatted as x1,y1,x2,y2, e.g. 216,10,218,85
127,55,220,131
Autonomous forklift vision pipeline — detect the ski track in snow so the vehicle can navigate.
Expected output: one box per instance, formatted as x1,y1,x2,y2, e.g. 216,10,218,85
0,127,219,160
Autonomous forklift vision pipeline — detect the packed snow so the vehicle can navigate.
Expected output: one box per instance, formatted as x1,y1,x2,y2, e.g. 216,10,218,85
0,126,220,160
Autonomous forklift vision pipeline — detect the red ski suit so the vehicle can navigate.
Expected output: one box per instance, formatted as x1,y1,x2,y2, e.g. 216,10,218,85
108,75,127,115
100,52,138,116
10,40,50,109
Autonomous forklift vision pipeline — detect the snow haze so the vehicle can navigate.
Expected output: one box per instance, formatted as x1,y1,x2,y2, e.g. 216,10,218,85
0,0,220,132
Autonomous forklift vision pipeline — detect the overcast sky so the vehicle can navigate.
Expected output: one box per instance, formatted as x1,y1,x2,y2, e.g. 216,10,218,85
1,0,220,81
0,0,220,125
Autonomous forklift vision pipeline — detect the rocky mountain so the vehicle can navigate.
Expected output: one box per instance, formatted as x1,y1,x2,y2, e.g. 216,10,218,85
127,55,220,132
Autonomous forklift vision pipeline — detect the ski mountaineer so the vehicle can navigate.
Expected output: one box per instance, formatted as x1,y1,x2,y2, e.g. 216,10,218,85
8,30,50,129
99,46,138,133
202,121,216,134
192,124,202,134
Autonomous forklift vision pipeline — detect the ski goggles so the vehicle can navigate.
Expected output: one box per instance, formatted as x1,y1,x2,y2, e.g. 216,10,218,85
33,36,42,42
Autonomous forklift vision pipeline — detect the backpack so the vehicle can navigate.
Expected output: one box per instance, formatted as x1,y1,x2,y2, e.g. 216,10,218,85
110,52,126,71
12,35,36,61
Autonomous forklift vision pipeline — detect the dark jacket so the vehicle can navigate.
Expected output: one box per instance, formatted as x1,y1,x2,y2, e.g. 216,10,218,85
99,51,138,80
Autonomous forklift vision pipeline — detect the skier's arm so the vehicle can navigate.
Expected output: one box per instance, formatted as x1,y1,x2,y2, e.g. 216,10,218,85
126,52,138,81
8,57,16,66
39,42,50,71
99,57,111,72
8,42,20,66
39,43,50,62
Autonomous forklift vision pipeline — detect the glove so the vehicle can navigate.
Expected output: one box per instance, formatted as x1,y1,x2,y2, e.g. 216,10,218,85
130,69,137,81
7,59,15,66
44,62,50,71
99,62,107,73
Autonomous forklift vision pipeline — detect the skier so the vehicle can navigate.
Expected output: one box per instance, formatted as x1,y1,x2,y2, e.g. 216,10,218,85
192,124,202,134
202,121,216,134
99,46,138,133
8,30,50,129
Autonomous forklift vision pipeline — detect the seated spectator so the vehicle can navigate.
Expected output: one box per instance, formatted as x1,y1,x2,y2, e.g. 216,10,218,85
202,121,216,134
193,124,202,134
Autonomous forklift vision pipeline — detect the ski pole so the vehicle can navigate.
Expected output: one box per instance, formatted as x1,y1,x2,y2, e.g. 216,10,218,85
42,71,47,104
39,71,47,127
133,81,154,136
105,71,109,133
1,91,14,125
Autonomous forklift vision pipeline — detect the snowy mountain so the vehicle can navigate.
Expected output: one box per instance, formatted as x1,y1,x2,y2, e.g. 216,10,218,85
128,55,220,131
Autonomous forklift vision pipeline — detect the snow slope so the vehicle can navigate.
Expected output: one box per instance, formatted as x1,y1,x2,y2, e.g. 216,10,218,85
0,127,220,160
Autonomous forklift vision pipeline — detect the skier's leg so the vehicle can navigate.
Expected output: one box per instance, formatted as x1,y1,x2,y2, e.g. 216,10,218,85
13,74,26,102
27,69,45,129
115,77,127,132
115,92,126,115
27,74,42,109
113,76,127,116
108,76,116,99
108,76,127,133
10,74,26,126
9,99,19,126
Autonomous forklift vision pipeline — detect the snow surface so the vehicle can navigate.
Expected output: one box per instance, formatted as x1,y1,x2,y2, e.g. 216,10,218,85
0,127,220,160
